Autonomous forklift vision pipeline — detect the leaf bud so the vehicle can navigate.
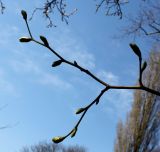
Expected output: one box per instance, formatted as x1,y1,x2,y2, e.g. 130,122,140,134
52,60,62,67
70,127,77,138
21,10,27,20
52,136,65,143
40,36,49,47
19,37,32,42
75,108,85,114
129,43,142,59
141,61,147,72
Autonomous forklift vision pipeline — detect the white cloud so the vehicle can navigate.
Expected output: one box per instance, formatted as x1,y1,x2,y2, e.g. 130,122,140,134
38,73,72,89
0,68,16,94
97,70,119,85
102,89,133,119
10,56,72,90
10,58,40,74
0,25,19,45
48,28,96,70
96,70,133,118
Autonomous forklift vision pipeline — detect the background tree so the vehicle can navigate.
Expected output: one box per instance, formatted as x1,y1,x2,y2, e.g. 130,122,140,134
114,50,160,152
20,141,86,152
0,0,5,14
123,0,160,41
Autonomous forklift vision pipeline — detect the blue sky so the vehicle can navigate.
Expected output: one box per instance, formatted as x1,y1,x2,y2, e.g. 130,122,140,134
0,1,152,152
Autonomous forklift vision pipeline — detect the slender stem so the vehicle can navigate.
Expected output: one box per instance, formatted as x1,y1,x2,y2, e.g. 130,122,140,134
32,39,109,87
21,16,160,142
25,20,33,38
109,85,141,90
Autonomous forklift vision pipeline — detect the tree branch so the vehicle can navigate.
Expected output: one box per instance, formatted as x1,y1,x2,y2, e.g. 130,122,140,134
19,10,160,143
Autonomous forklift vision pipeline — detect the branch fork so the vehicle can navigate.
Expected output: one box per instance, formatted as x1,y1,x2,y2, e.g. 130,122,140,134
19,10,160,144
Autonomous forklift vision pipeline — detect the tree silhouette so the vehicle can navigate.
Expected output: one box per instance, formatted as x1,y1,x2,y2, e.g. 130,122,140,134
20,141,86,152
123,1,160,41
114,51,160,152
0,0,5,14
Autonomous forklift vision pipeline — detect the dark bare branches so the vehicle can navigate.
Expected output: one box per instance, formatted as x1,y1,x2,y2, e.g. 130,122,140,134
20,10,160,144
20,141,86,152
0,0,5,14
96,0,128,19
123,1,160,41
30,0,77,27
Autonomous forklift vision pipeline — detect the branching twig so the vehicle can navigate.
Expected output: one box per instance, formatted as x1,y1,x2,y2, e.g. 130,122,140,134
96,0,128,19
30,0,77,27
19,10,160,144
0,0,5,14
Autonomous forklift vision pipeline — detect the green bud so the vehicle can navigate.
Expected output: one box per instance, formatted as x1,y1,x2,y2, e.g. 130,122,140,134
19,37,32,42
52,136,65,143
70,127,77,138
52,60,62,67
141,61,147,72
21,10,27,20
129,43,142,59
40,36,49,47
75,108,85,114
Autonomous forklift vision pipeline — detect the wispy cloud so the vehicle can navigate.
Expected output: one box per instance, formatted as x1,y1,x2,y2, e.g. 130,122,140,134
0,68,16,94
96,70,133,118
9,56,72,90
48,28,96,70
0,25,19,45
102,88,133,119
97,70,119,85
38,73,72,89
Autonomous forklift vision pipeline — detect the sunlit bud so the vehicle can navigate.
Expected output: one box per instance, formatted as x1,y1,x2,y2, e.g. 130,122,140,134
52,136,65,143
75,108,85,114
70,127,77,138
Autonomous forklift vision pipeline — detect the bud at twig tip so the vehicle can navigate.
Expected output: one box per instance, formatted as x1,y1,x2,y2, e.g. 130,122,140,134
40,36,49,47
19,37,32,42
75,108,85,114
129,43,142,59
52,136,65,143
21,10,27,20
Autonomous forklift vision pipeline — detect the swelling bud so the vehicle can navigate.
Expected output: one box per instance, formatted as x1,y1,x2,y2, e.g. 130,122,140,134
141,61,147,72
21,10,27,20
70,128,77,138
52,60,62,67
19,37,32,42
52,136,65,143
40,36,49,47
130,43,142,59
75,108,85,114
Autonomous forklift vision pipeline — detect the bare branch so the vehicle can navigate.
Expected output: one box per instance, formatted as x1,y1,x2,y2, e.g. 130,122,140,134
96,0,128,19
30,0,77,27
20,10,160,143
123,1,160,41
0,0,5,14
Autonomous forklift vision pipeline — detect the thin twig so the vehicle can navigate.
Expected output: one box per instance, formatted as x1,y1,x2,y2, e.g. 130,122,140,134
20,11,160,143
